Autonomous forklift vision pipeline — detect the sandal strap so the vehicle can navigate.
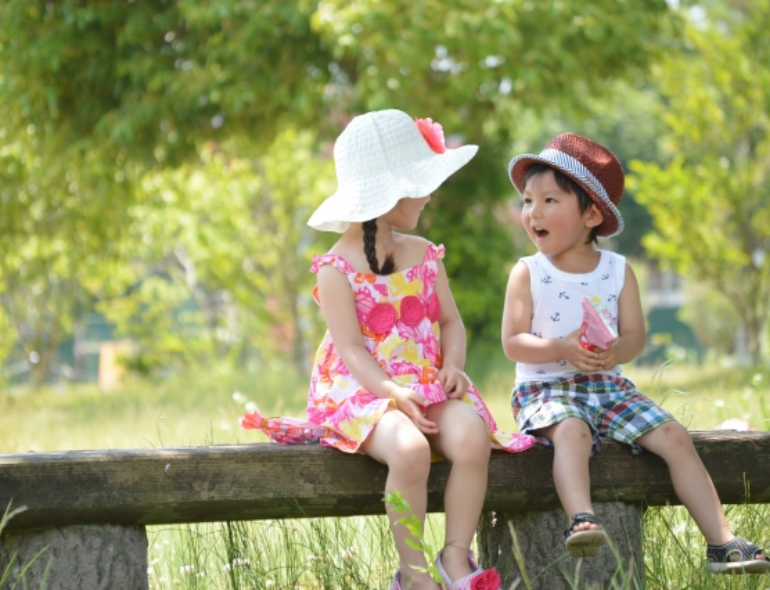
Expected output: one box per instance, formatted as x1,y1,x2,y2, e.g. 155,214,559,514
564,512,601,538
707,537,766,563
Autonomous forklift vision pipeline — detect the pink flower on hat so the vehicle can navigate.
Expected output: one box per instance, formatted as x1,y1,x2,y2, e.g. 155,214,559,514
415,118,446,154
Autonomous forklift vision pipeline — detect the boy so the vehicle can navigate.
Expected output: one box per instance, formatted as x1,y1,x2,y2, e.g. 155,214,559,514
501,133,769,573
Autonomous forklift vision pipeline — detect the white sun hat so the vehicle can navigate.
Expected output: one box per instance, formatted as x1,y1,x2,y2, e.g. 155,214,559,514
308,109,479,232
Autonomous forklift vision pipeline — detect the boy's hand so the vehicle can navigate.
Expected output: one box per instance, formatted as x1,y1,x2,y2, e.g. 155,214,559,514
439,365,471,399
391,386,439,435
594,345,617,371
562,328,604,372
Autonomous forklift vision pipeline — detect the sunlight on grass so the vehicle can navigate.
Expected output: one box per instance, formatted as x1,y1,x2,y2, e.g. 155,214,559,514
145,514,448,590
2,358,770,588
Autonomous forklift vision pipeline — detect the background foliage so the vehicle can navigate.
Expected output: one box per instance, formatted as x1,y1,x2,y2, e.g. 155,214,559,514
0,0,768,386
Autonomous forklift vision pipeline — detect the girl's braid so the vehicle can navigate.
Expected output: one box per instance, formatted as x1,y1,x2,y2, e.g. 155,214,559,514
362,220,396,275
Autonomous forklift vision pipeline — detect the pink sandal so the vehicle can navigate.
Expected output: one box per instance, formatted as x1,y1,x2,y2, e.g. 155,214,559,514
434,550,501,590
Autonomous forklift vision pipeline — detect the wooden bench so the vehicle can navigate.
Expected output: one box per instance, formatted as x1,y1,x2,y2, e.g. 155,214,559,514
1,430,768,589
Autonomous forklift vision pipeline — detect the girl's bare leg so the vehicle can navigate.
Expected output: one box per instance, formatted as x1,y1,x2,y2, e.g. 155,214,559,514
362,410,440,589
426,400,491,581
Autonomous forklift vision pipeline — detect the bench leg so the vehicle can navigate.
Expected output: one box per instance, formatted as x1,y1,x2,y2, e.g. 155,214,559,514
478,502,645,590
1,524,148,590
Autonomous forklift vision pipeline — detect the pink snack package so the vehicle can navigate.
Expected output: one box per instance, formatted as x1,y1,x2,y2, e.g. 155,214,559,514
580,296,619,351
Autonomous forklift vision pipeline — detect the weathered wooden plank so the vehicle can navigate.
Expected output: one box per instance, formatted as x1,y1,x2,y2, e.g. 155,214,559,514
1,431,768,532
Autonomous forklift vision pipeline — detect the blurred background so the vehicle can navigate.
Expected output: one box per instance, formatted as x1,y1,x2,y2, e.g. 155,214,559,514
0,0,769,452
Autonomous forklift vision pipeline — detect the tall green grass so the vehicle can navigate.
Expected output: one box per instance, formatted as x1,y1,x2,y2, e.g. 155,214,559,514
1,356,769,588
0,503,51,590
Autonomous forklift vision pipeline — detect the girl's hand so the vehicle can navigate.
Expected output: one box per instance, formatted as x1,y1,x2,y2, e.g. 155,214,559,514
439,365,471,399
391,386,439,435
562,328,603,372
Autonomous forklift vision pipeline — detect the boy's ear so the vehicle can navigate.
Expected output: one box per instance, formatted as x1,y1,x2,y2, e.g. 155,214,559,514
585,204,604,228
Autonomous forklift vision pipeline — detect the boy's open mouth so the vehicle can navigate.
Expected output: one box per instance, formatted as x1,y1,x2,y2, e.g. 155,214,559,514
534,228,549,238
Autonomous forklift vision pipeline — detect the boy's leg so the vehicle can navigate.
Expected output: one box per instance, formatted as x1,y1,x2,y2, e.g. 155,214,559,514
539,417,599,534
361,410,439,589
426,399,491,582
635,421,737,547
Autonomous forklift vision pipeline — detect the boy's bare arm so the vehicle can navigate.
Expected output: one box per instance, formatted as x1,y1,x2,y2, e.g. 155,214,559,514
502,262,568,363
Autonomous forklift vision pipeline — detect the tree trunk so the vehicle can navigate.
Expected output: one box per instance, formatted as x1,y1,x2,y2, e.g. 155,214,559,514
478,503,645,590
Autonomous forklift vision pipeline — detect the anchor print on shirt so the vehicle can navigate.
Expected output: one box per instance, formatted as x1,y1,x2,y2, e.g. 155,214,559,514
602,273,610,280
580,281,588,286
550,312,561,322
607,293,617,303
542,276,553,284
558,291,570,300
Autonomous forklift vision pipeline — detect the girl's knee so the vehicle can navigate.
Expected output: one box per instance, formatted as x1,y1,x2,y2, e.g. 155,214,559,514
438,409,490,462
389,433,432,478
448,422,491,464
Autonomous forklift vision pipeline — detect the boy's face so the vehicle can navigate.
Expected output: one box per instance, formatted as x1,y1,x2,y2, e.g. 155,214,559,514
520,169,601,256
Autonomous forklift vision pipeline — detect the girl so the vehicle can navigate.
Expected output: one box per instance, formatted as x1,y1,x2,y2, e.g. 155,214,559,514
243,109,533,590
501,132,769,574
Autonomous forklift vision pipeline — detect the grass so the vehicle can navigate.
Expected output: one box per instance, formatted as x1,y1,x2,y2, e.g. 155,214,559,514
0,503,51,590
1,355,770,588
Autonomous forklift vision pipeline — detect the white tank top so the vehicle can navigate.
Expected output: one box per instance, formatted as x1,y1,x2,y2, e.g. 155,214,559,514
514,250,626,386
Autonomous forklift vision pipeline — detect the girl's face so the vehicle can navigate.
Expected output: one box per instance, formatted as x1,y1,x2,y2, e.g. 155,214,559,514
383,195,431,230
521,169,600,258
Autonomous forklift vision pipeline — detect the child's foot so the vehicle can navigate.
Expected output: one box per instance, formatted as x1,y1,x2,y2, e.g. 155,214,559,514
436,545,474,581
564,512,608,557
391,568,441,590
706,537,770,574
435,548,502,590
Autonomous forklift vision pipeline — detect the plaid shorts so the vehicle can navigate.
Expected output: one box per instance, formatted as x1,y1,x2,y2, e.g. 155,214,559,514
512,374,675,456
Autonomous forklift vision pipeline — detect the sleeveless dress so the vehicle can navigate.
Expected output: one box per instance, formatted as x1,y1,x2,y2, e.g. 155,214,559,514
241,242,534,455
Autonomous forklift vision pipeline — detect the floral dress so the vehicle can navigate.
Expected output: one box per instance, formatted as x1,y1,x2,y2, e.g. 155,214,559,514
241,243,534,455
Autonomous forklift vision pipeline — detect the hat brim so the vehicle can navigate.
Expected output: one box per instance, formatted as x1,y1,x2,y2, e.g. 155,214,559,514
308,144,478,232
508,153,623,238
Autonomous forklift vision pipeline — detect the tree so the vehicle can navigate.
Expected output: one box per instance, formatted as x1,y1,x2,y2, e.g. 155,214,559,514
628,0,770,364
0,125,132,387
0,0,681,379
97,130,335,373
